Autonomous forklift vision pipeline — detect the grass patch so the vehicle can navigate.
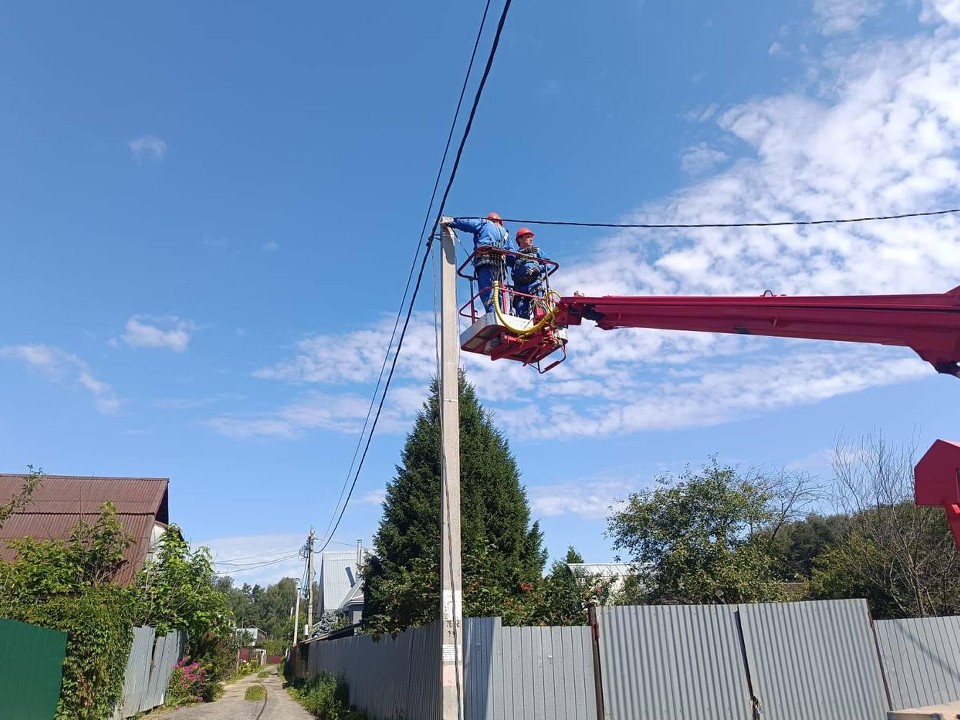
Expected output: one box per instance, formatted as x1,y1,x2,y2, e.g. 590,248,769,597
257,669,272,678
287,673,368,719
245,684,267,701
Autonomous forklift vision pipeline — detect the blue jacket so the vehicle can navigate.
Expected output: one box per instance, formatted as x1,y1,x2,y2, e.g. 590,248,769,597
508,246,547,291
451,218,510,267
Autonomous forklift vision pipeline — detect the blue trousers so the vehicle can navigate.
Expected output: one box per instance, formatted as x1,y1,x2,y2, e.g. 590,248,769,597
475,264,503,314
513,286,544,319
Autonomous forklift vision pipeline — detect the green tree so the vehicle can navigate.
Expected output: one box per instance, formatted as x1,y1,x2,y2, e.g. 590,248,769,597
134,527,235,686
0,465,44,530
771,512,849,580
807,432,960,617
363,374,547,632
0,501,133,601
217,576,299,642
607,459,788,605
521,547,614,626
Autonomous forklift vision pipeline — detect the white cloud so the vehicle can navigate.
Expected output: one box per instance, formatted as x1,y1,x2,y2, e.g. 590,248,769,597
359,489,387,506
128,134,167,162
680,142,728,174
205,391,416,439
922,0,960,25
813,0,883,34
0,344,121,413
254,313,440,384
122,315,196,352
496,347,928,439
530,479,636,519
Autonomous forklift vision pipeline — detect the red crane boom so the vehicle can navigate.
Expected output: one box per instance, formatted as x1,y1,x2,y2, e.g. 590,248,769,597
556,287,960,377
454,245,960,548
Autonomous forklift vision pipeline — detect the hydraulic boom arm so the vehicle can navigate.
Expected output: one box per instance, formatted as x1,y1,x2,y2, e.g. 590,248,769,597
555,287,960,377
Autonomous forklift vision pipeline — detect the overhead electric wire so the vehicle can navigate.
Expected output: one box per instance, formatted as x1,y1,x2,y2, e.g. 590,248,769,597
210,546,303,564
213,553,298,568
213,553,300,576
315,0,513,555
315,0,495,554
489,207,960,230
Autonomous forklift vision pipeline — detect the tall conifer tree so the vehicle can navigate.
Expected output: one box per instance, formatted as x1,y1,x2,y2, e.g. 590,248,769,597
364,373,546,632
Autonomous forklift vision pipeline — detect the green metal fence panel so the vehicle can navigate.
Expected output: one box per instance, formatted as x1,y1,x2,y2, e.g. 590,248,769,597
0,617,68,720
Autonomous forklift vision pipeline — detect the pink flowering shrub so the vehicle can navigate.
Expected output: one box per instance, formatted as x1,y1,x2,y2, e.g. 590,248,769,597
166,658,207,706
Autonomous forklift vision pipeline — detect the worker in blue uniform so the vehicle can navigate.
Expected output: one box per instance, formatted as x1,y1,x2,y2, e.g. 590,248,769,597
441,213,510,313
508,227,547,319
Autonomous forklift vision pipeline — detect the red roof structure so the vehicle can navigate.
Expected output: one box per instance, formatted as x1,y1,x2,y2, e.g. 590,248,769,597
0,474,170,585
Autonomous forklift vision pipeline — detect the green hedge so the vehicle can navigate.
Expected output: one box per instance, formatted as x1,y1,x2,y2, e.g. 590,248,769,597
2,587,134,720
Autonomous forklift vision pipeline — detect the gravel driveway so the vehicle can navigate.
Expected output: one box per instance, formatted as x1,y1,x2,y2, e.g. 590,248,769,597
157,667,315,720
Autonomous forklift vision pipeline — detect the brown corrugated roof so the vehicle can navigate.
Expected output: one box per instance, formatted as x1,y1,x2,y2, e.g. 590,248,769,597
0,474,170,586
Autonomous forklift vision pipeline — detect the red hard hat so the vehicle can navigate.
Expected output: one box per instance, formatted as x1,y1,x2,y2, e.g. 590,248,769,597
516,227,535,239
486,212,502,222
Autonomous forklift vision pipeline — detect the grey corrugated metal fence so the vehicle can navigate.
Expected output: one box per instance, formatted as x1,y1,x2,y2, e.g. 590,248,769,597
0,617,67,720
142,629,185,709
464,617,597,720
304,620,441,720
298,603,960,720
298,617,597,720
875,616,960,711
114,627,185,719
737,599,888,720
597,600,893,720
118,626,155,718
597,604,753,720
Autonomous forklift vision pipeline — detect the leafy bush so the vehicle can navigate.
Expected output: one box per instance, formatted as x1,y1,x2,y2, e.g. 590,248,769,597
288,673,368,719
245,684,267,701
0,503,136,720
134,526,236,694
166,658,207,706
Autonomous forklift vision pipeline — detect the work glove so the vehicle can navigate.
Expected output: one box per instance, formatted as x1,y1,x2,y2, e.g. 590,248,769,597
440,216,454,226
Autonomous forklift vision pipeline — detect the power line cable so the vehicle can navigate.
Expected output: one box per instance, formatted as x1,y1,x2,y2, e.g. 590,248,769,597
214,553,298,568
213,554,300,575
315,0,513,554
316,0,495,552
430,0,514,234
211,547,303,564
482,207,960,230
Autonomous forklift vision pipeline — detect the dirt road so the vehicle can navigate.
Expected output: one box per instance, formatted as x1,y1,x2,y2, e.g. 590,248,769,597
159,667,315,720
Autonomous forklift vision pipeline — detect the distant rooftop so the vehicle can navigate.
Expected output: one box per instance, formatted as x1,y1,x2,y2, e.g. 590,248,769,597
319,549,368,614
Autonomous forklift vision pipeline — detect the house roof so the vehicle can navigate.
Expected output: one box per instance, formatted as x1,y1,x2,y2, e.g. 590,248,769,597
319,550,367,614
566,562,633,578
338,576,365,611
0,474,170,585
567,562,634,598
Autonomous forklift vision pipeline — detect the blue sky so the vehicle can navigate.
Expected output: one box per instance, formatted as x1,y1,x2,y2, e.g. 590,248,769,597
2,0,960,586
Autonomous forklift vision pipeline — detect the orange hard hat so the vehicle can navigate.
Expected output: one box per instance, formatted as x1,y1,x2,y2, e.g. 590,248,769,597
516,227,535,239
486,212,502,223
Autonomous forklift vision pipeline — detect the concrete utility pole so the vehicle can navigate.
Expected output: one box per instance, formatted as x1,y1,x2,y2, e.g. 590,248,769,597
439,225,464,720
292,578,302,645
306,527,315,637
